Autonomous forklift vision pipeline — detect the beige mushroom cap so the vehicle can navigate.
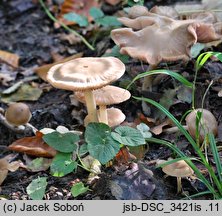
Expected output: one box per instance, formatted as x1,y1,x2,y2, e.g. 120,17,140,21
162,160,194,177
47,57,125,91
75,85,131,105
5,102,32,126
84,107,125,127
185,108,218,142
111,6,222,65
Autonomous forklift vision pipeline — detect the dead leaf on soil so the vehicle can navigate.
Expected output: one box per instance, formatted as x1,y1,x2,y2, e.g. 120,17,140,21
150,119,172,135
0,84,42,103
115,147,135,164
8,131,57,158
34,52,83,81
56,0,101,27
21,155,52,172
0,50,19,68
110,162,155,199
0,73,14,86
0,157,21,186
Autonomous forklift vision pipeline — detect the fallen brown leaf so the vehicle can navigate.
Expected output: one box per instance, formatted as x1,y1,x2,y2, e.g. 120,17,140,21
0,50,19,68
34,52,83,81
8,131,57,158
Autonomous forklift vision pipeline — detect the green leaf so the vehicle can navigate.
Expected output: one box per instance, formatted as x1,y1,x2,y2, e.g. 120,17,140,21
111,126,146,146
26,177,47,200
127,69,192,90
71,182,89,197
85,123,120,164
63,12,89,27
0,84,42,103
78,143,88,156
136,123,152,138
196,51,222,71
89,7,104,19
96,16,122,27
50,152,77,177
191,43,205,58
43,131,79,153
103,45,129,63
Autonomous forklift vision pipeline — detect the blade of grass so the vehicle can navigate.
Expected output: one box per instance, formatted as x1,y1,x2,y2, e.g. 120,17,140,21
126,69,192,89
196,52,222,71
209,133,222,182
135,96,222,196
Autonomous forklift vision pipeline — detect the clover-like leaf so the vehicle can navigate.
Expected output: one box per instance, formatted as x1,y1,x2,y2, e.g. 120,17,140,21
96,16,121,27
43,131,79,153
111,126,146,146
89,7,104,19
64,12,89,27
85,123,120,164
71,182,89,197
26,177,47,200
136,123,152,138
50,152,77,177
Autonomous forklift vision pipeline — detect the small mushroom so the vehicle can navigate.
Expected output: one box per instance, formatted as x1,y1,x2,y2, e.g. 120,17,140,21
84,107,126,127
47,57,125,123
5,102,32,126
185,108,218,143
161,159,194,193
75,85,130,124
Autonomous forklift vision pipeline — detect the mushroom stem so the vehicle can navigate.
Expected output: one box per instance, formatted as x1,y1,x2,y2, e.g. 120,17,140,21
0,112,24,133
142,64,158,91
177,177,182,193
83,90,98,123
98,105,108,124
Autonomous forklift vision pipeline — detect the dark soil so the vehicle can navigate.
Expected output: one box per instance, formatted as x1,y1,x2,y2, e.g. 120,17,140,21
0,0,221,200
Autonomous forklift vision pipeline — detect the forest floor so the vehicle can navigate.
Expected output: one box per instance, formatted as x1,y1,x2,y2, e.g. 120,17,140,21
0,0,221,200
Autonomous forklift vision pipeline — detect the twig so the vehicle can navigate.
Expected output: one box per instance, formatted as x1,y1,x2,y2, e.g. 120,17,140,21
38,0,95,51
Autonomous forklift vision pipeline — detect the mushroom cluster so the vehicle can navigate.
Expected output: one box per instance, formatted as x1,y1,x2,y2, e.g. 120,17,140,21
47,57,130,126
111,5,222,90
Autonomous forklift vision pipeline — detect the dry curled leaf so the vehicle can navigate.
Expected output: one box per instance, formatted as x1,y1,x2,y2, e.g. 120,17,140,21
0,50,19,68
0,157,21,185
8,131,57,158
34,52,83,81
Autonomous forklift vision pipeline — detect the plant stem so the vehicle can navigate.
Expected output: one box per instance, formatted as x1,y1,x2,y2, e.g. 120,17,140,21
38,0,94,51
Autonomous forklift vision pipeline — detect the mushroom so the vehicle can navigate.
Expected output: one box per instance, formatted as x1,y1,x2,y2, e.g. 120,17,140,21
185,108,218,143
74,85,130,124
111,5,222,91
84,107,126,127
5,102,32,126
47,57,125,123
161,159,194,193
